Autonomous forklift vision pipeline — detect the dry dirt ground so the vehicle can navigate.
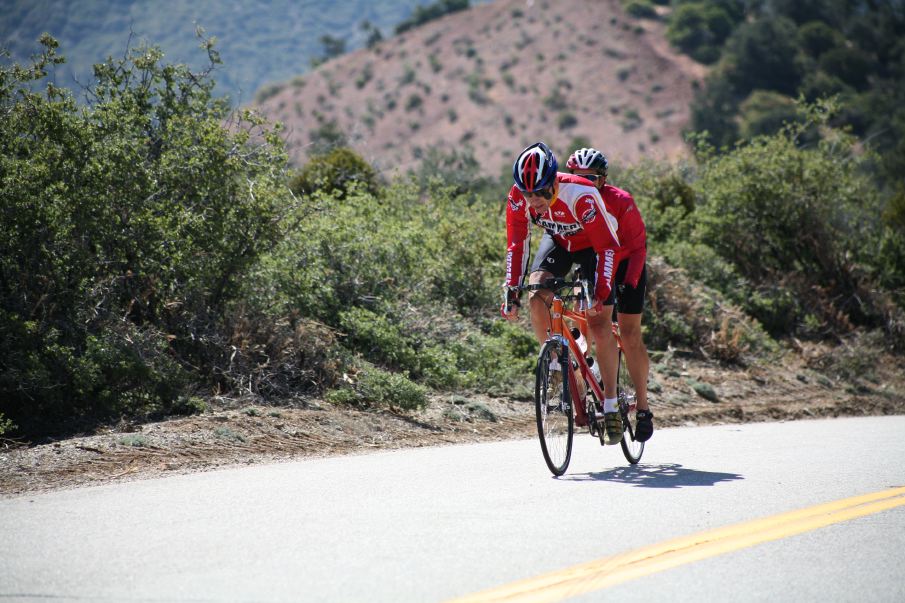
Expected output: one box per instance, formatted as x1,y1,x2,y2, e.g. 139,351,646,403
3,342,903,498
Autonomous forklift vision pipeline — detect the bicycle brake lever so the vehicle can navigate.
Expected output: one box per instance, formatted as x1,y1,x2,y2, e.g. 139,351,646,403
502,285,520,313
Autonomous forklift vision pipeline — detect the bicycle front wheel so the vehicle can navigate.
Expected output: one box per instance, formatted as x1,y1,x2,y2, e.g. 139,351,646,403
535,339,573,476
618,349,644,464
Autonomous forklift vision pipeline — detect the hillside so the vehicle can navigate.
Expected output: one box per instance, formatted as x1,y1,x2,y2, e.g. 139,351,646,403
253,0,706,177
0,0,454,103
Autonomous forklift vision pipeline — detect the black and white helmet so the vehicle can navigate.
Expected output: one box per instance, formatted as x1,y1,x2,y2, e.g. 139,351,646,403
566,147,608,178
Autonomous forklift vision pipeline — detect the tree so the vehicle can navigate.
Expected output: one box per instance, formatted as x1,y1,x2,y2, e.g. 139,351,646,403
289,147,380,199
319,35,346,60
0,35,291,435
690,71,740,147
360,20,384,49
724,17,804,96
798,20,845,58
767,0,847,27
694,103,893,334
667,2,735,64
395,0,470,34
311,34,347,68
738,90,800,138
819,46,874,90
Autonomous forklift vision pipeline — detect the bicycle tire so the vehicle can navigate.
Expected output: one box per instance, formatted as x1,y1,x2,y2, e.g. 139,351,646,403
535,339,574,476
618,348,644,464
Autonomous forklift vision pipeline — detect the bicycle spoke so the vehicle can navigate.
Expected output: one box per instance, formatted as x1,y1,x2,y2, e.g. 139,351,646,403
535,340,573,475
617,349,644,464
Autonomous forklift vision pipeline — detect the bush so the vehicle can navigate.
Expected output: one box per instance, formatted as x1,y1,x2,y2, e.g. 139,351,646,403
289,147,380,199
798,21,845,58
692,104,898,336
0,36,289,436
723,18,803,96
624,1,658,19
243,162,533,398
667,2,734,64
738,91,800,139
819,46,873,91
558,112,578,129
395,0,470,34
629,100,904,346
643,258,776,363
326,367,428,411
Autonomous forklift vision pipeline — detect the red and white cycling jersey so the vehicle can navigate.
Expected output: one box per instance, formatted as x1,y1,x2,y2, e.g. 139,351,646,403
505,173,621,301
599,183,647,288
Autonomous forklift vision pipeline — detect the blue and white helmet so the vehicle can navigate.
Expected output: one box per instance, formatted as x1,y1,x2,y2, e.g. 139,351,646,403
513,142,558,193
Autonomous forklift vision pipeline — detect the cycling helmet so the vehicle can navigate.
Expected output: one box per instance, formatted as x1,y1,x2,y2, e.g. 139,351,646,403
566,147,608,178
513,142,558,193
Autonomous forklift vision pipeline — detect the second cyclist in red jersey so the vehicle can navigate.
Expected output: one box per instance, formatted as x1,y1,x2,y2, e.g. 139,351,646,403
566,147,653,442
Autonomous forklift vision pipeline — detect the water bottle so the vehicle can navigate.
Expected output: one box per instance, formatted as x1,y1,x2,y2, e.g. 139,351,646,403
571,327,602,382
587,355,602,385
570,328,588,355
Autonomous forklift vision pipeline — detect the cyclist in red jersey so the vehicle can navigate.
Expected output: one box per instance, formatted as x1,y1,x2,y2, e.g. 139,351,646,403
566,147,653,442
501,141,625,444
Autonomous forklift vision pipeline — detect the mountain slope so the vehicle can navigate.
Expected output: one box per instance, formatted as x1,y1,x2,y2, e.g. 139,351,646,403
253,0,706,176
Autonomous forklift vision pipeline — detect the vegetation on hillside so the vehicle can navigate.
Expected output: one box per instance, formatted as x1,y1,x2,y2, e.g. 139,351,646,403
621,100,904,345
636,0,905,191
395,0,471,33
2,26,903,439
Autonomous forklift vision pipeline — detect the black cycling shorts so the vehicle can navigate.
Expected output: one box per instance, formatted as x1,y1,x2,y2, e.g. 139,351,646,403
530,233,598,282
530,233,646,315
610,259,647,315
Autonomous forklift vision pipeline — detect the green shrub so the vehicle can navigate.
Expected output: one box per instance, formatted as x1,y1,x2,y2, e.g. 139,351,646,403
643,258,777,362
624,1,658,19
666,2,734,64
798,21,845,58
395,0,470,34
405,93,423,111
118,434,149,447
214,426,246,442
254,82,285,103
0,37,288,436
723,18,803,96
289,147,380,199
327,367,428,411
738,91,800,139
558,112,578,129
0,413,15,436
819,46,873,91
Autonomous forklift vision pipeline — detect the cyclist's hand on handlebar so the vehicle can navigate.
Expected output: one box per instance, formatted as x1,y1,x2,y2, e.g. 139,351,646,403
585,299,606,317
501,286,521,321
500,302,519,321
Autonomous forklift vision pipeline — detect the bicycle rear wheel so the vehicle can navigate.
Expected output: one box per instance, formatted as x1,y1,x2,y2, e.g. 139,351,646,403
535,339,574,476
618,349,644,464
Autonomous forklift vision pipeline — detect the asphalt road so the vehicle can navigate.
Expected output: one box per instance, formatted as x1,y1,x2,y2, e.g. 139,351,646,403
2,416,904,602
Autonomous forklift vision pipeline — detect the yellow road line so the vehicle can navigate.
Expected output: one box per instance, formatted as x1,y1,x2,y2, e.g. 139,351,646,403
448,486,905,603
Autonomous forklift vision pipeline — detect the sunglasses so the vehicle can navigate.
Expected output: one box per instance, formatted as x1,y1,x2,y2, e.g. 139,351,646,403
578,174,601,182
525,185,554,200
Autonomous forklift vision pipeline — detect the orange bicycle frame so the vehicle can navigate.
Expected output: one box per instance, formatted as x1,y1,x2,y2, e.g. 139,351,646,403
550,298,606,419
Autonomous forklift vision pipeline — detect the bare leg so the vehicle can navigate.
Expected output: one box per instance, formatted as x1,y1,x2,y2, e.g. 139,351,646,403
616,312,649,411
586,305,618,401
527,270,554,346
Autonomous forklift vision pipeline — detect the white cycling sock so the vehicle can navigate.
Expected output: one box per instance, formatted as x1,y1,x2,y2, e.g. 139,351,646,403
603,397,618,413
